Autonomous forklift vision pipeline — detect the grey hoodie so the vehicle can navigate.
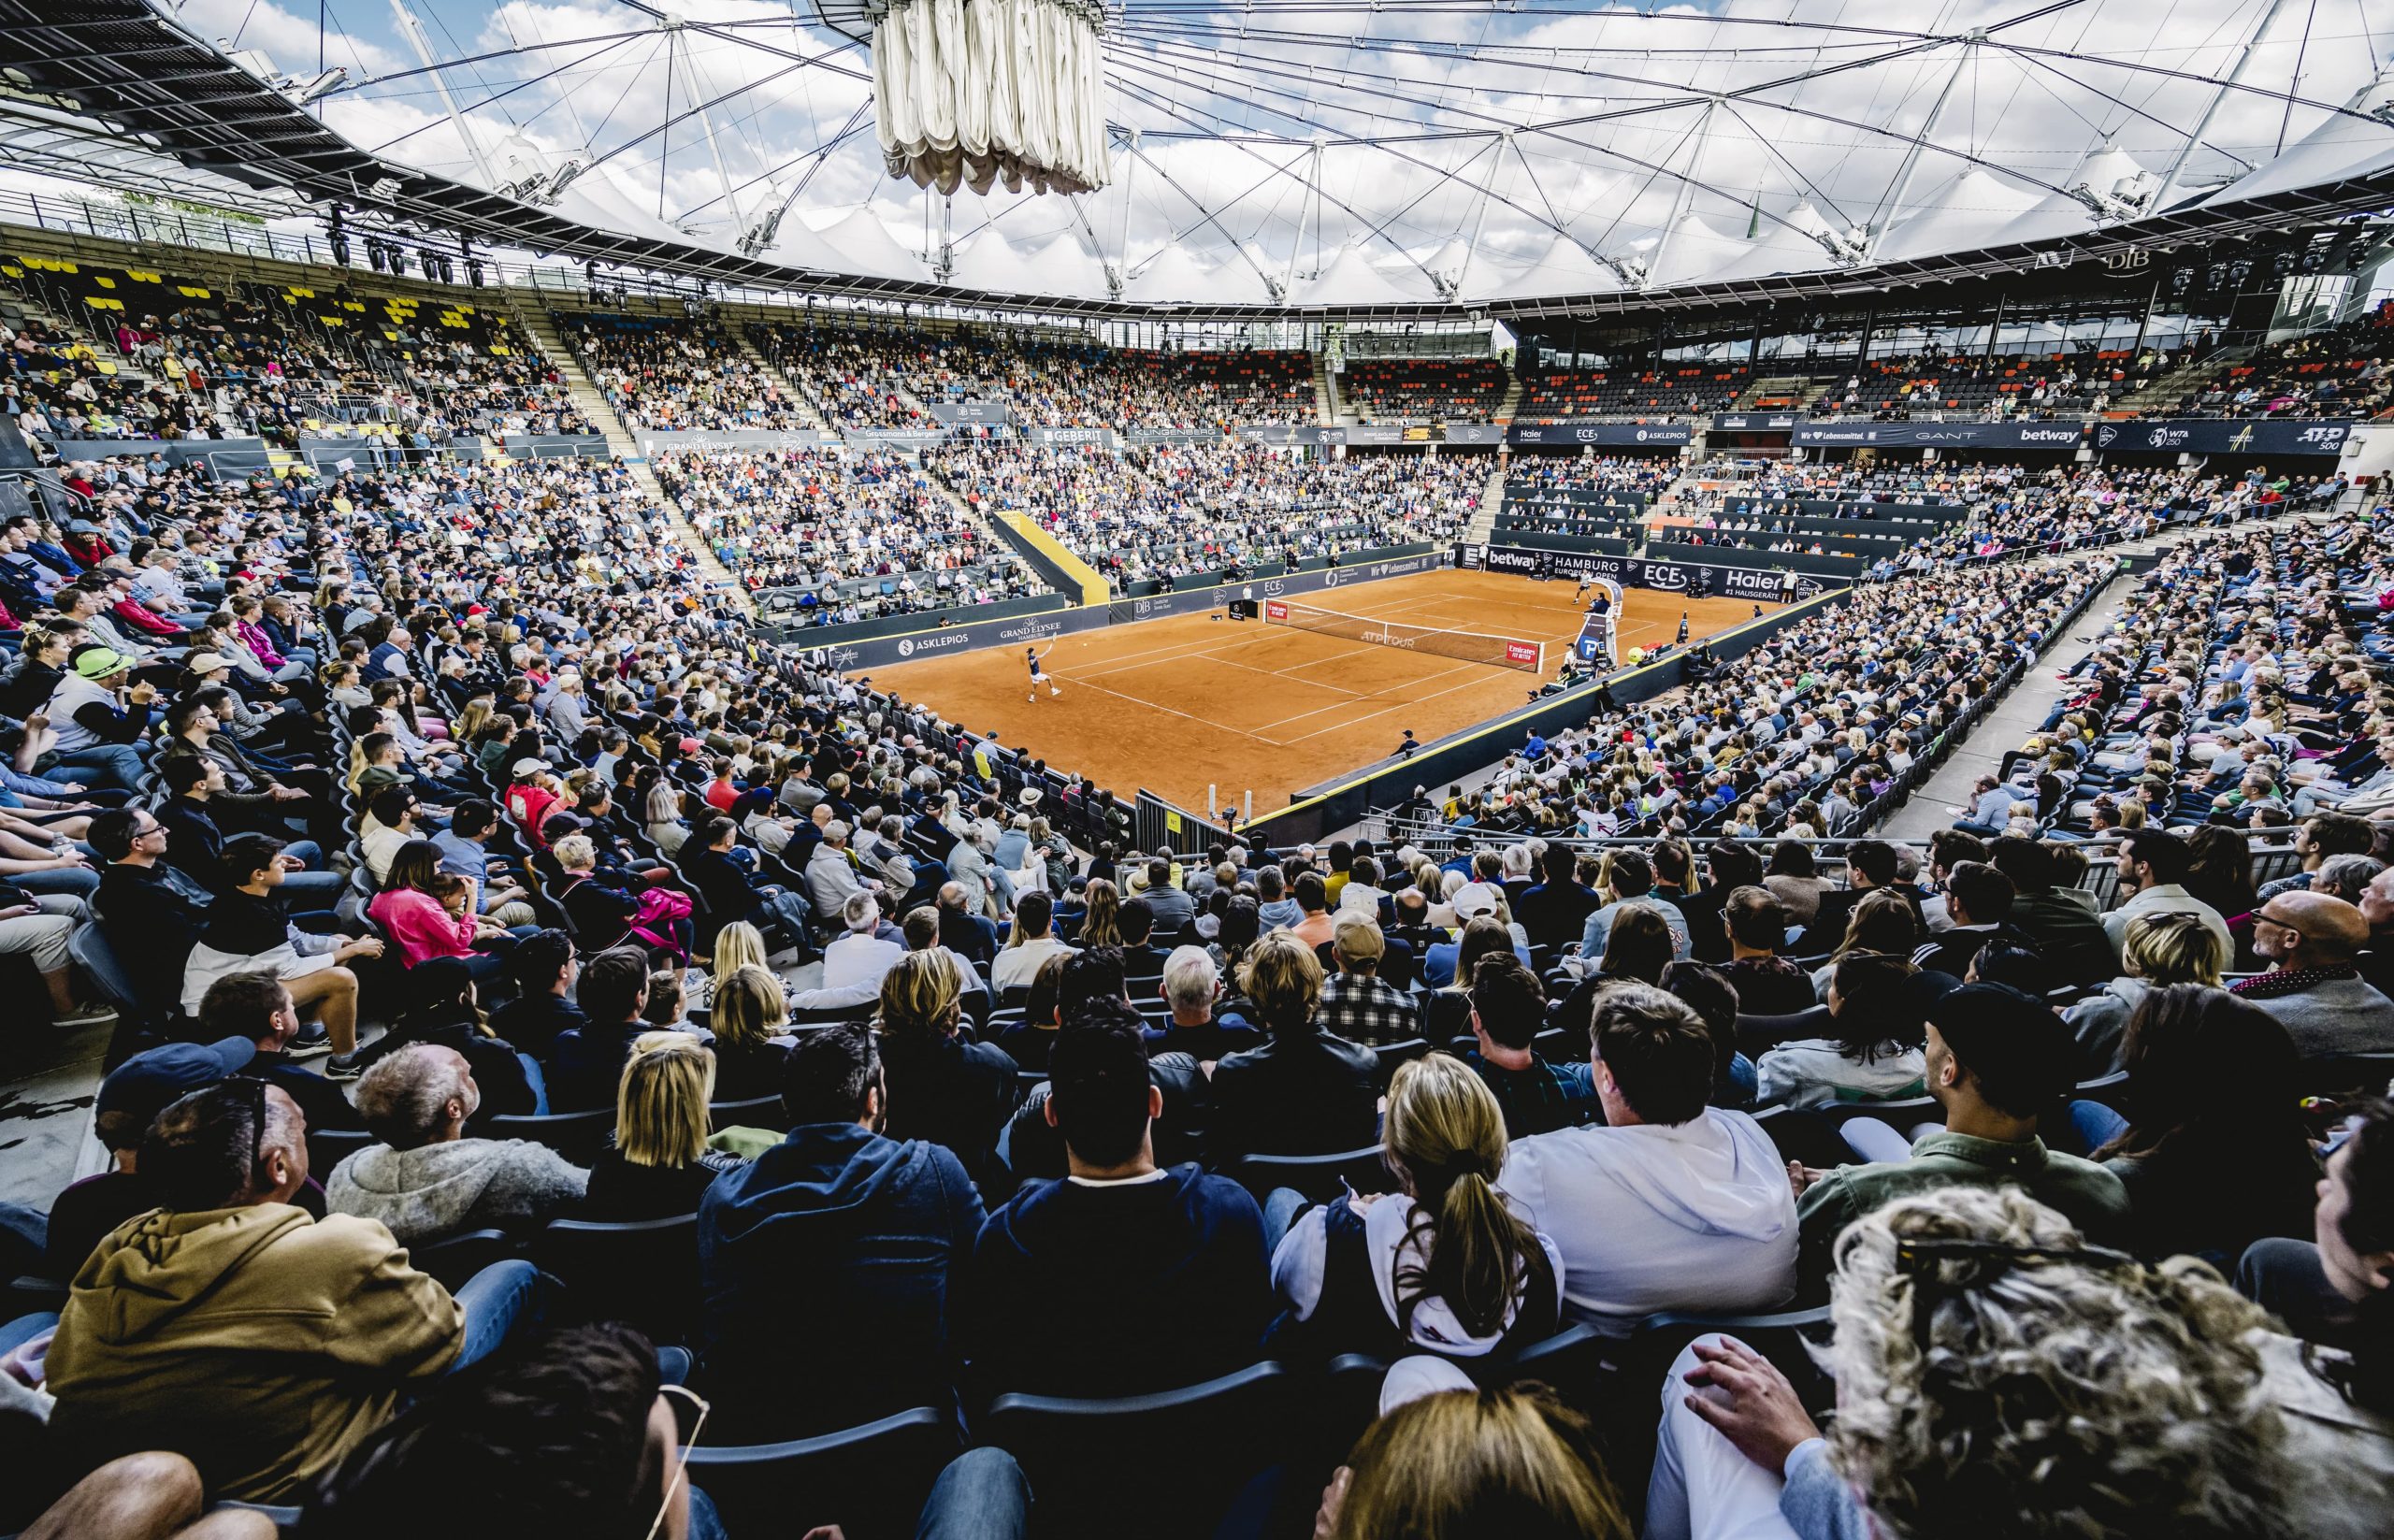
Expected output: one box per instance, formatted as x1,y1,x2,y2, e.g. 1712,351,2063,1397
327,1138,589,1245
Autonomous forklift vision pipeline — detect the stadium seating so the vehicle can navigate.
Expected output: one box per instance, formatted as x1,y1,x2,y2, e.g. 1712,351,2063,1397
6,268,2388,1540
1340,357,1509,423
564,311,810,431
1518,363,1750,420
653,445,1039,612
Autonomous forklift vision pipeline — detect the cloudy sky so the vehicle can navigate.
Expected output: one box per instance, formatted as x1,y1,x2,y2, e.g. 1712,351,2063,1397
133,0,2394,296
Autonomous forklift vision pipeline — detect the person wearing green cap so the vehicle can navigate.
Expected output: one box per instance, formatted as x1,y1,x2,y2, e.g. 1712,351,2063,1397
38,644,154,790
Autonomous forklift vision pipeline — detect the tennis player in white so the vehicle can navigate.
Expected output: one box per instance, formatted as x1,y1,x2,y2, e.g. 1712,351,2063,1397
1025,644,1061,702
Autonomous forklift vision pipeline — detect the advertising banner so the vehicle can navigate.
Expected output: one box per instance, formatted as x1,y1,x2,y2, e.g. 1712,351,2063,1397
1710,412,1803,432
1464,542,1834,602
50,438,267,471
1792,421,2088,450
843,428,961,450
1023,426,1118,450
926,401,1010,426
2093,418,2353,456
638,429,842,454
1345,424,1439,446
1506,422,1693,448
499,434,613,459
1121,427,1222,446
1237,425,1344,446
1443,425,1507,446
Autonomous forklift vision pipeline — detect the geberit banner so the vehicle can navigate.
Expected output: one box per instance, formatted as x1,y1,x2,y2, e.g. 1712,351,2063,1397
1507,422,1694,448
2093,419,2354,456
1791,422,2088,450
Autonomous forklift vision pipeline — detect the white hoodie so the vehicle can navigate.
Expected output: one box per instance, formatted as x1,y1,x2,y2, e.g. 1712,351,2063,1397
326,1138,589,1246
1494,1107,1797,1334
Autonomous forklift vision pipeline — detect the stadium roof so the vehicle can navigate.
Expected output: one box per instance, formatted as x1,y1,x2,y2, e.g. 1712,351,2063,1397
4,0,2394,318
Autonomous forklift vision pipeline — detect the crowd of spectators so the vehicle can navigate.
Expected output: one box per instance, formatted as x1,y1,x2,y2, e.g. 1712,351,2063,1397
565,313,809,434
653,445,1037,612
751,323,1320,430
1339,357,1509,424
0,289,2389,1536
926,439,1483,588
2162,312,2394,420
1806,351,2128,420
4,267,592,457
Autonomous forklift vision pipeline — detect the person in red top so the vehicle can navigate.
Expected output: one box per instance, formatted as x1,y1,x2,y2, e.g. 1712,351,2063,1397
62,520,115,569
366,840,530,984
703,758,740,813
504,759,564,848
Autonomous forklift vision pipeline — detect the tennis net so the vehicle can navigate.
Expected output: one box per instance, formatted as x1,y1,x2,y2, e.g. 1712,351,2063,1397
1262,599,1546,673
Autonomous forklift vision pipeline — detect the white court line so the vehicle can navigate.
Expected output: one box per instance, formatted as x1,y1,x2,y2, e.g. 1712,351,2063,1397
1277,667,1510,746
1068,620,1345,679
1248,660,1484,735
1040,668,1291,744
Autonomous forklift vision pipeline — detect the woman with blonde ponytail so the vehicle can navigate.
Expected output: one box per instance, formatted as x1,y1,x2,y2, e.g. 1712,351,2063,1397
1269,1051,1561,1358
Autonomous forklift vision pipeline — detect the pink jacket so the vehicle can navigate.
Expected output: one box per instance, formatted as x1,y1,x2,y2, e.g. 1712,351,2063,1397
367,886,479,966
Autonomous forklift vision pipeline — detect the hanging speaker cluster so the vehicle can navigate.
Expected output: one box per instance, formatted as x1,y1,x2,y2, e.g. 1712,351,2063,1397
872,0,1112,196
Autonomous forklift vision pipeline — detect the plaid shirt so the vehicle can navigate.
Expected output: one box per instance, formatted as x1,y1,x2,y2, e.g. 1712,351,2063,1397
1317,972,1421,1046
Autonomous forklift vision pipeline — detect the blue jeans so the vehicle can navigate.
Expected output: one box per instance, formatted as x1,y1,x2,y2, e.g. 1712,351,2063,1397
13,865,97,901
1262,1187,1309,1253
517,1052,550,1115
0,1201,46,1281
916,1448,1031,1540
449,1259,541,1374
2068,1099,2128,1156
0,1310,58,1360
47,743,143,790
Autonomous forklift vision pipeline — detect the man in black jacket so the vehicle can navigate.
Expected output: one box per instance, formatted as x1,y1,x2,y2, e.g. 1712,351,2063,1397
91,807,211,1011
964,1016,1269,1399
1208,931,1377,1159
489,928,585,1058
1986,836,2113,987
1910,862,2020,982
1804,839,1919,952
1675,840,1765,965
549,947,695,1111
1515,841,1600,955
678,813,811,946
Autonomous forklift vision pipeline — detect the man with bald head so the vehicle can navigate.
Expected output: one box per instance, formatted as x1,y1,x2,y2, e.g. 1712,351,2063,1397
2234,889,2394,1058
2358,864,2394,997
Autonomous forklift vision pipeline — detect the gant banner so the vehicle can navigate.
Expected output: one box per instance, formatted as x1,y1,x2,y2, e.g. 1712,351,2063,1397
1791,422,2088,450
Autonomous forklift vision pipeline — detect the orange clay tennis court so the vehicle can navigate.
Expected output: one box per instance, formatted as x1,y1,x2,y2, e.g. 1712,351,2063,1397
859,569,1772,814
